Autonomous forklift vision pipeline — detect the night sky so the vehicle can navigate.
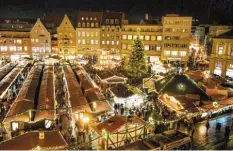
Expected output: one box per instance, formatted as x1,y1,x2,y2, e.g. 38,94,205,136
0,0,233,24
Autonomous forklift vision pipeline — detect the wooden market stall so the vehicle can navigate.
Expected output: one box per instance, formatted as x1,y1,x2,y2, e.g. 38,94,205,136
0,130,68,150
3,64,43,132
91,115,151,150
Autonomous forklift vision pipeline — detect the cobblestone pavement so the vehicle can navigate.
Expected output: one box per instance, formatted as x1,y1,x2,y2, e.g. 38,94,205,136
179,113,233,150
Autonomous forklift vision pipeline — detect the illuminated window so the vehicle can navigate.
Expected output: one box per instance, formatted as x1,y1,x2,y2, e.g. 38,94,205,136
127,44,131,50
151,36,156,41
11,122,18,131
110,19,114,24
86,32,90,37
78,22,81,27
102,41,105,44
115,19,119,24
140,35,144,40
90,32,94,37
78,39,81,44
122,35,127,40
87,22,90,27
78,32,81,36
144,45,149,51
95,23,99,27
180,51,187,56
128,35,132,40
145,36,150,41
82,32,85,37
82,39,85,44
164,50,170,56
31,39,35,43
122,44,127,49
218,46,223,55
106,41,110,45
35,39,39,43
17,47,22,51
95,40,98,44
91,23,94,27
133,35,137,40
82,22,85,27
81,17,84,20
95,32,98,37
171,51,178,56
229,64,233,68
105,19,109,24
91,40,94,44
116,41,119,45
45,120,52,129
111,41,114,45
156,46,161,51
157,36,162,41
17,39,22,44
86,17,88,20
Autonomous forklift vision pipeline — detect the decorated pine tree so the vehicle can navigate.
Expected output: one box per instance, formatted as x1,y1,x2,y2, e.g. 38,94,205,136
125,36,147,79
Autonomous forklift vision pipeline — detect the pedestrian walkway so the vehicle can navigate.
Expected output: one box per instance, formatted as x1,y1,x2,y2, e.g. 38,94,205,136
180,113,233,150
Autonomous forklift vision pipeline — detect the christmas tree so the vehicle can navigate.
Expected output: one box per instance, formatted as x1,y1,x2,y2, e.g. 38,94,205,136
125,36,147,80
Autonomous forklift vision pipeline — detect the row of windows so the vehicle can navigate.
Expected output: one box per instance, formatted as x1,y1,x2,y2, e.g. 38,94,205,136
0,39,25,44
122,35,162,41
102,34,120,39
165,28,188,33
164,50,187,57
121,28,162,32
77,32,99,37
31,39,49,43
102,40,119,45
35,29,45,35
81,17,97,21
164,20,190,25
77,22,99,28
105,19,119,25
32,47,50,53
78,39,99,45
165,36,188,40
122,44,161,51
101,26,120,32
218,46,233,56
164,43,188,48
59,40,73,45
0,46,27,51
59,33,73,38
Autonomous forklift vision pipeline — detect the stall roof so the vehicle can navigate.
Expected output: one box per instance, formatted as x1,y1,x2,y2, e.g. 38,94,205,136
35,66,55,121
0,131,67,150
4,64,43,122
94,115,146,135
110,84,134,98
0,63,17,81
175,96,200,113
0,62,28,98
155,74,209,100
63,65,91,112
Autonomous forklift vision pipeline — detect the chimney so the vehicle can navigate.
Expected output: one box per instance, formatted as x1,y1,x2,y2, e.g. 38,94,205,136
39,131,45,140
145,13,149,20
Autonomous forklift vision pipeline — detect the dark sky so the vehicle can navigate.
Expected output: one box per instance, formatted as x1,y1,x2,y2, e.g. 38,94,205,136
0,0,233,24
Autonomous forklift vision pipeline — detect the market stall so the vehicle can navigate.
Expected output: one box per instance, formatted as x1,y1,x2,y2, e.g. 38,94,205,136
109,84,144,108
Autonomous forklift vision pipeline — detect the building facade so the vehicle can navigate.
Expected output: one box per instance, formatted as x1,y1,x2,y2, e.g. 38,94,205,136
120,24,163,63
209,29,233,78
30,18,51,58
161,14,192,64
76,12,102,58
0,30,31,60
57,15,77,58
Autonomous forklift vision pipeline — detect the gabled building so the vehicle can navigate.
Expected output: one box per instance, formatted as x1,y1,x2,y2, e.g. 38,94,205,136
30,18,51,58
57,14,77,58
